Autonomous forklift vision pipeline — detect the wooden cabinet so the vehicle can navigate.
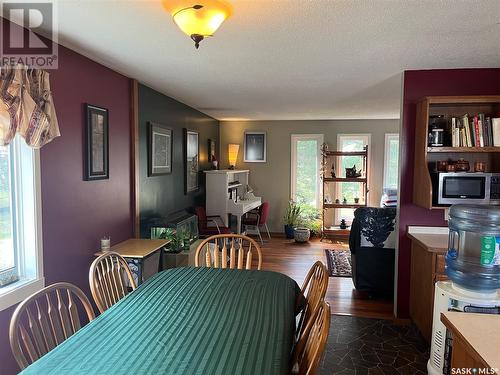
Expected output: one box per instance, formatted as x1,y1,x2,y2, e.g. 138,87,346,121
413,96,500,209
408,230,448,342
441,312,499,374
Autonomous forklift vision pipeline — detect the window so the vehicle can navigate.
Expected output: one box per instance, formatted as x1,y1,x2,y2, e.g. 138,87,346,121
335,134,371,224
0,135,43,311
0,144,15,280
384,134,400,189
291,134,324,209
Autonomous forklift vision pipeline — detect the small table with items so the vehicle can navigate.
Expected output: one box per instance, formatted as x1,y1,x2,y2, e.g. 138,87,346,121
94,238,169,285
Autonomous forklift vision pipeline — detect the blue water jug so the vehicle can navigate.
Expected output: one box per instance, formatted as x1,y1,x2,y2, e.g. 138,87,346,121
446,204,500,291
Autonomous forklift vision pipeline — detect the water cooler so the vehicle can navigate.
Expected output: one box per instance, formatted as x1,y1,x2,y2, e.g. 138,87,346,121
427,205,500,375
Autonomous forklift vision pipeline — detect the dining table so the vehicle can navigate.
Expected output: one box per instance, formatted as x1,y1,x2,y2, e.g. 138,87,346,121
21,267,301,375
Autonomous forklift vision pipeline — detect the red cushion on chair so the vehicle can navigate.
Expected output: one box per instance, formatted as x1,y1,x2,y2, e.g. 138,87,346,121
258,202,270,225
195,206,231,235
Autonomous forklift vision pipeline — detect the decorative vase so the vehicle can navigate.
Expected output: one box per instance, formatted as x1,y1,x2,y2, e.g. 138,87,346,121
284,225,295,239
294,227,311,243
339,219,347,229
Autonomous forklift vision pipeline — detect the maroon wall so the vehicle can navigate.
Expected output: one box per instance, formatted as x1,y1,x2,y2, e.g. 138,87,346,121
397,69,500,318
0,44,132,374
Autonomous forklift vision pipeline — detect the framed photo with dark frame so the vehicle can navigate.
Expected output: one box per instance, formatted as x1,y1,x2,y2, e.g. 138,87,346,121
184,129,199,194
148,122,172,176
84,104,109,180
244,131,267,162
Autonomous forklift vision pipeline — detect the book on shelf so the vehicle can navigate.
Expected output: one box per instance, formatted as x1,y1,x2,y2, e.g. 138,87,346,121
493,118,500,147
448,114,499,148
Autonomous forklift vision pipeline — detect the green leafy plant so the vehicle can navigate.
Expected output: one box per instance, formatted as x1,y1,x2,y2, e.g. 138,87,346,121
283,200,302,226
154,228,186,253
298,204,322,236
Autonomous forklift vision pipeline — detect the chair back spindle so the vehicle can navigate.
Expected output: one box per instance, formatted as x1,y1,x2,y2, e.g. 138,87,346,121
89,251,136,313
195,234,263,270
292,301,331,375
9,283,95,370
296,261,328,340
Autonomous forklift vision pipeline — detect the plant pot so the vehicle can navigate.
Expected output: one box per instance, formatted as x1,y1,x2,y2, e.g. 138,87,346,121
284,225,295,239
294,227,311,243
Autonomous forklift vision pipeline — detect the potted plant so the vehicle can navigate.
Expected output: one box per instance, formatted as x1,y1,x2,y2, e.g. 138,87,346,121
293,227,311,243
299,204,322,238
160,229,184,254
283,200,301,239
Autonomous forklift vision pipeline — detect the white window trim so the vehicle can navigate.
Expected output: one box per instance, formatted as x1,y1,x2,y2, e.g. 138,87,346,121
0,145,44,311
290,134,324,209
335,134,371,224
383,133,399,190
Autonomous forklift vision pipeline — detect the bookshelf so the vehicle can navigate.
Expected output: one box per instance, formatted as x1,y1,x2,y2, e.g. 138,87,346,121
413,96,500,209
427,147,500,153
321,146,369,240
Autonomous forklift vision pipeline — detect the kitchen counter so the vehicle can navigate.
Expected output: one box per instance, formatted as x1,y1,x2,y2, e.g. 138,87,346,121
407,227,448,254
441,312,500,373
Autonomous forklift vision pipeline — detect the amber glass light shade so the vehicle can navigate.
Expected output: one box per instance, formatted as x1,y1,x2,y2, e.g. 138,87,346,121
228,144,239,169
163,0,232,48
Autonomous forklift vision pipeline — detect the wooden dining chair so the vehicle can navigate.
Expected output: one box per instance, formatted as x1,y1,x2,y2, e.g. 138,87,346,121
89,251,137,313
296,261,328,341
9,282,95,370
195,234,263,270
291,301,331,375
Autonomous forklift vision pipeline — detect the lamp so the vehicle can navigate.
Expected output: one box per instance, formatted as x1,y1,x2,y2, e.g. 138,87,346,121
163,0,233,49
228,144,239,170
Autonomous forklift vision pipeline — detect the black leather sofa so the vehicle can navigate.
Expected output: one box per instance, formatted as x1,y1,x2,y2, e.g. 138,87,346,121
348,207,396,297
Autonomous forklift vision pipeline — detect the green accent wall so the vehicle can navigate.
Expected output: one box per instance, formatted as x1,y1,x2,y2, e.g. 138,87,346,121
138,84,219,237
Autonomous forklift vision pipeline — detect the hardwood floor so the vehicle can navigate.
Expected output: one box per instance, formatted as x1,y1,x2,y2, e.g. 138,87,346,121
258,235,394,319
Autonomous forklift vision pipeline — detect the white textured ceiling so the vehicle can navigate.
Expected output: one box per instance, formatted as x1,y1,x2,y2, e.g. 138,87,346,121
21,1,500,120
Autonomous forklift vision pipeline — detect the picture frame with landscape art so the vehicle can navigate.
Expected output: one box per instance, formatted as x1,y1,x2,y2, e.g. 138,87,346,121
84,104,109,181
184,129,199,194
244,131,267,162
148,122,172,176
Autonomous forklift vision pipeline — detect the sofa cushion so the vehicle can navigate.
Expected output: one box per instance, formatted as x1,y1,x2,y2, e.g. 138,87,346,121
355,207,397,248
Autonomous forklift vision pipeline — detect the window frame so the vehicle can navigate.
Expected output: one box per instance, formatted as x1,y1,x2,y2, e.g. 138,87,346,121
383,133,400,190
0,143,18,282
0,136,44,312
290,134,324,209
335,134,371,224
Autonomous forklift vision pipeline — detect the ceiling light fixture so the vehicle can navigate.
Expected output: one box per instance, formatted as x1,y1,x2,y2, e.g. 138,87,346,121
163,0,233,49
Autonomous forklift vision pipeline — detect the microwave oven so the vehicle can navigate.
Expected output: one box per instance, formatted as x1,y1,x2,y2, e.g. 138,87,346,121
438,172,500,205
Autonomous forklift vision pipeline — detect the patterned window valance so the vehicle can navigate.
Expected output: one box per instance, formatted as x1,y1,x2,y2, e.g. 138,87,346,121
0,64,60,148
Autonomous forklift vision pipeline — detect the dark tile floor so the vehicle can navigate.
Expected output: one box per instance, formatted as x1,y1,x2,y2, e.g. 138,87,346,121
317,315,430,375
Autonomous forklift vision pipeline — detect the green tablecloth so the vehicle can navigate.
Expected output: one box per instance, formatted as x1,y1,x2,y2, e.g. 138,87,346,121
21,267,299,375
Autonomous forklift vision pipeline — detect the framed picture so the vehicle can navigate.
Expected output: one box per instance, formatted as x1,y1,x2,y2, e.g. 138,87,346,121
148,122,172,176
208,138,216,162
84,104,109,180
244,132,267,162
184,129,199,194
